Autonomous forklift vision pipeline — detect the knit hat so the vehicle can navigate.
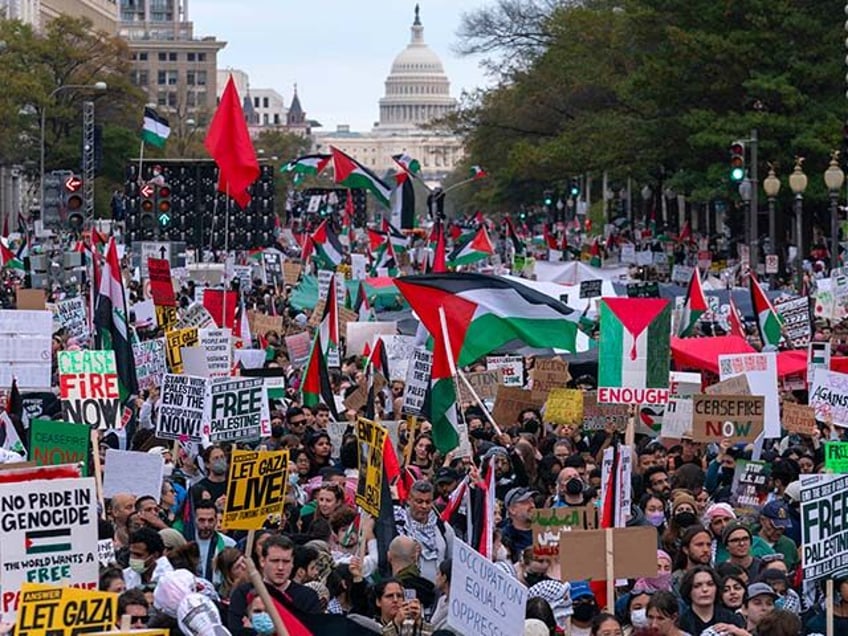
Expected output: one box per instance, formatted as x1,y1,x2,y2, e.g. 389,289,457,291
671,492,698,513
703,502,736,524
721,521,753,546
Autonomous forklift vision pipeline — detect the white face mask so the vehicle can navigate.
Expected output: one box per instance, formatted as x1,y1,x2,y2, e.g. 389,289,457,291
495,545,509,562
631,608,648,629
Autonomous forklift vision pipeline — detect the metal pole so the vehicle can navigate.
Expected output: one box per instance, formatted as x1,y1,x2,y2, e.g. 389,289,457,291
768,196,776,285
40,106,46,220
795,195,803,290
750,128,759,269
832,191,840,271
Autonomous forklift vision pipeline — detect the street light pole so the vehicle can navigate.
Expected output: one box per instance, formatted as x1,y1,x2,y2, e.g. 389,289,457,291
824,152,846,272
763,165,780,285
788,157,808,289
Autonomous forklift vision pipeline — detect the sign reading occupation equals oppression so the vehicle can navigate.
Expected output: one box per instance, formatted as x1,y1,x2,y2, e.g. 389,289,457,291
157,374,207,443
597,298,671,404
204,376,269,443
222,449,289,530
58,350,120,429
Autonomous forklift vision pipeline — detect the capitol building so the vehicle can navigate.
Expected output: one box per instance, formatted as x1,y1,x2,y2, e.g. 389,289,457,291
315,6,464,186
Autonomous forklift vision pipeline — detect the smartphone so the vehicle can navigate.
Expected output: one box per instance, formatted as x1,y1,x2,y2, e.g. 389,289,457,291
403,589,417,601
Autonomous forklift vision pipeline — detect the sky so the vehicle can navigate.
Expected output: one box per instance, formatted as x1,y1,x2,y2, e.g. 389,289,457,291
190,0,493,132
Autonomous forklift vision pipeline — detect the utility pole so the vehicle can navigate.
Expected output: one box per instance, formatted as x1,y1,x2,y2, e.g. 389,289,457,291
750,129,759,271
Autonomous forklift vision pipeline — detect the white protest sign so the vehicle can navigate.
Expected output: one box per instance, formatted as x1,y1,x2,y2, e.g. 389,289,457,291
199,327,232,377
346,322,397,357
383,335,416,382
204,377,270,442
486,355,524,387
176,302,215,330
97,538,115,567
351,253,368,280
132,338,167,392
800,473,848,580
103,449,164,500
448,539,527,636
620,243,636,265
53,297,90,343
58,350,120,430
133,298,156,329
661,398,693,438
157,374,207,442
0,309,52,389
0,476,99,621
181,346,210,377
719,352,779,438
234,348,266,370
810,369,848,428
402,348,432,416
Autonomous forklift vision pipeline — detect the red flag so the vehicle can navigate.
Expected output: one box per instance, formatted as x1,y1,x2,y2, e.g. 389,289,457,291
204,75,260,208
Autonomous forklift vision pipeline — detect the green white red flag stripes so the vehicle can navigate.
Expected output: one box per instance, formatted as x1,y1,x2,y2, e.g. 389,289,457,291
678,267,708,337
0,239,23,271
319,273,340,367
447,225,494,267
311,219,343,269
301,331,340,420
282,154,330,176
330,146,392,208
728,295,746,339
749,273,782,348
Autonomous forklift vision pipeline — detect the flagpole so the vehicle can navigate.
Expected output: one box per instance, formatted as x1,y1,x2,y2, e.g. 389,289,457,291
455,366,504,438
437,306,472,456
137,139,145,185
223,183,230,330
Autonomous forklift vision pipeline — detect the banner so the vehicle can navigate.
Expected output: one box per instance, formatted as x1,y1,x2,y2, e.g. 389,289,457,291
810,369,848,427
157,374,207,442
198,327,232,378
147,257,176,307
402,348,432,416
165,327,199,375
0,477,99,620
205,377,270,442
719,352,779,437
543,388,583,426
57,350,120,430
132,338,167,392
53,297,90,344
486,355,524,387
801,474,848,580
16,583,117,636
222,449,289,530
355,418,387,517
531,507,597,557
691,394,764,442
29,419,89,476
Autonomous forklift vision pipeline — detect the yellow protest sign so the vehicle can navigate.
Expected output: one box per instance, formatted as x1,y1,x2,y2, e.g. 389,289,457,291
355,418,387,516
222,449,289,530
155,305,178,331
165,327,198,374
16,583,118,636
544,388,584,425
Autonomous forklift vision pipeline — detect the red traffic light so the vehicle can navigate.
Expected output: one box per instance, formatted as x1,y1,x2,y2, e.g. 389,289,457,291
66,194,83,211
159,186,171,198
729,141,745,158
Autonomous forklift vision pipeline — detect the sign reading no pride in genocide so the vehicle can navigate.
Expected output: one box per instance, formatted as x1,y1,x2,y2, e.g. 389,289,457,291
205,377,269,442
801,473,848,580
58,350,120,429
223,449,289,530
158,374,207,443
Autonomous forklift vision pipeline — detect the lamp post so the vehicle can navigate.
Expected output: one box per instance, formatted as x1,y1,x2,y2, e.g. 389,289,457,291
824,152,845,271
39,81,107,215
788,157,807,269
763,166,780,280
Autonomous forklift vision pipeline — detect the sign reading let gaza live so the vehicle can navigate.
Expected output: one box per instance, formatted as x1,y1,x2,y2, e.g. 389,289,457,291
57,350,120,429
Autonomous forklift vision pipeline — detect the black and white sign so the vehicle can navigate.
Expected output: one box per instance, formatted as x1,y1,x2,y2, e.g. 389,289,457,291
579,279,603,299
158,374,207,442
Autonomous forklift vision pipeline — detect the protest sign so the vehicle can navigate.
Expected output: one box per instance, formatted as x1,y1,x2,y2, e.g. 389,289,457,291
809,342,831,388
774,296,811,346
581,391,629,431
284,331,311,367
486,355,525,387
544,388,583,426
155,304,178,331
402,348,432,416
147,257,176,307
283,261,302,286
181,347,210,377
157,374,207,442
205,377,270,442
530,357,571,401
383,335,416,382
730,460,770,515
719,352,779,437
800,474,848,580
355,418,387,517
671,264,694,285
346,322,396,357
16,289,45,311
0,476,99,620
810,369,848,427
165,327,199,375
559,526,657,581
579,279,603,299
457,370,502,405
53,297,89,343
134,298,158,329
175,302,215,330
103,449,164,500
233,348,265,370
449,539,527,636
262,250,284,287
222,449,289,530
620,243,636,264
601,445,633,527
15,583,117,636
782,402,816,436
0,309,52,389
660,398,693,438
19,393,60,428
824,442,848,473
691,394,764,443
97,539,115,567
132,338,167,391
343,373,386,412
199,327,232,378
492,386,542,428
531,507,597,557
57,350,120,429
705,374,751,396
29,419,89,476
248,311,284,338
626,281,660,298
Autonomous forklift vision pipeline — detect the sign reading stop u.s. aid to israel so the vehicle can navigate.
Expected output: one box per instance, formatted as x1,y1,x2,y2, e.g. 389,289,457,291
0,476,99,621
58,350,120,429
597,298,671,404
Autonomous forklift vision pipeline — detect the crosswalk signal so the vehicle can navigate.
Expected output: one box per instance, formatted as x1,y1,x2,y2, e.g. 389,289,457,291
730,141,746,181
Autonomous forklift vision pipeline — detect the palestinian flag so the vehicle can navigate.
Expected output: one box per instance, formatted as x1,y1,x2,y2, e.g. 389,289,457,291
504,217,525,255
354,283,375,322
750,273,782,348
465,457,496,558
589,238,602,268
282,153,330,176
598,298,670,391
728,295,746,339
447,225,494,267
426,333,461,453
543,224,558,250
367,227,388,252
431,221,447,273
0,239,24,271
25,528,71,554
95,238,138,401
469,165,488,180
141,106,170,148
311,219,343,269
371,241,398,276
365,336,391,381
319,273,340,367
381,219,409,253
330,146,392,208
389,171,416,230
301,331,340,420
678,268,708,337
392,152,421,176
300,233,314,264
440,474,469,522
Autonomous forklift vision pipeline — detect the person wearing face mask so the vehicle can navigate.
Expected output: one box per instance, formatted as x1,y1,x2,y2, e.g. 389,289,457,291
640,493,667,536
123,526,174,590
244,593,275,635
661,491,699,556
554,467,587,508
623,590,652,633
569,581,600,636
188,445,229,510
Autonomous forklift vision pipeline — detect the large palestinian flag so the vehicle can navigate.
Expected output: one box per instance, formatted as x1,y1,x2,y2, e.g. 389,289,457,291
330,146,392,208
678,267,708,337
447,225,494,267
598,298,670,391
282,153,330,176
311,219,343,270
301,331,340,420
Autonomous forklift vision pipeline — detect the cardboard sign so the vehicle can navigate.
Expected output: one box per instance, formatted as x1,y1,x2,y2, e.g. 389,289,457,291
53,297,90,343
448,539,527,636
579,279,603,299
691,394,764,442
16,289,46,311
492,386,542,428
824,442,848,474
671,264,694,285
457,370,502,404
284,331,312,368
0,477,99,620
719,352,779,438
801,474,848,580
402,348,432,416
57,350,120,430
249,311,284,338
581,391,629,431
355,418,387,517
165,327,199,375
222,449,289,530
810,369,848,427
705,374,751,396
157,374,207,442
486,355,524,387
343,373,386,412
147,257,176,307
559,526,658,580
283,261,302,286
782,402,816,436
544,388,584,426
29,419,89,476
16,583,117,636
530,357,571,401
532,507,597,557
199,327,232,378
132,338,167,391
205,377,270,442
730,459,770,515
103,449,164,500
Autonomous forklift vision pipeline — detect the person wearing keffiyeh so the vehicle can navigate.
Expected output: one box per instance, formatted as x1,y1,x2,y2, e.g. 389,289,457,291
393,480,455,581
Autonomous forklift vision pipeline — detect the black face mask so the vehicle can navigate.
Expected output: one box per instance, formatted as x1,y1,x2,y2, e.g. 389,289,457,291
719,467,734,485
524,572,549,588
674,511,698,528
565,478,584,496
271,425,284,438
572,602,596,622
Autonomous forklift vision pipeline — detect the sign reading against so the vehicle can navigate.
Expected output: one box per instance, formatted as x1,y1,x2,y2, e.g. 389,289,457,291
486,355,525,387
29,419,89,476
691,394,765,442
782,402,817,436
223,449,289,530
165,327,199,375
57,350,120,429
132,338,167,391
581,391,629,431
157,374,207,442
531,507,597,557
448,539,527,636
824,442,848,474
205,377,269,442
544,389,584,426
810,369,848,427
15,583,117,636
402,348,432,416
801,474,848,580
355,418,387,517
0,477,99,620
719,352,779,437
198,327,232,378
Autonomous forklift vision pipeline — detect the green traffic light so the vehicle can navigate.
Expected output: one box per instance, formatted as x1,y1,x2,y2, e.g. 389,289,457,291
731,167,745,181
158,212,171,227
544,198,552,206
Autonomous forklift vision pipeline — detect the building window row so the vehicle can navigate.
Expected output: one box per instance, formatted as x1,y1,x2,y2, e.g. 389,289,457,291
131,51,207,62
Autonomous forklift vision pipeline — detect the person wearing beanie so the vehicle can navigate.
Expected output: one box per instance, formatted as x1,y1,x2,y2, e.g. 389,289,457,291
661,491,699,556
722,522,763,581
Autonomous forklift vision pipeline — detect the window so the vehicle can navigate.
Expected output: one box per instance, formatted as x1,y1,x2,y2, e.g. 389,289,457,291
263,97,269,108
187,71,195,86
254,97,259,108
138,70,148,86
263,114,269,125
169,52,177,62
157,91,167,106
196,71,206,86
139,52,148,61
274,114,280,125
168,92,177,107
157,70,167,85
198,53,206,62
187,52,196,62
166,70,178,85
158,52,166,61
186,91,196,107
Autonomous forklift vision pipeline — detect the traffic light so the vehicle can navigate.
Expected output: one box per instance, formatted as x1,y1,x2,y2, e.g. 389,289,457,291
41,171,67,228
157,184,172,230
730,140,746,181
569,178,580,197
64,175,84,232
543,190,553,207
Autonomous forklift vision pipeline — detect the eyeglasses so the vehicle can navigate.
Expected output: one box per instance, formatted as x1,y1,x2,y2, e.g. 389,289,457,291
289,419,306,427
131,616,149,625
